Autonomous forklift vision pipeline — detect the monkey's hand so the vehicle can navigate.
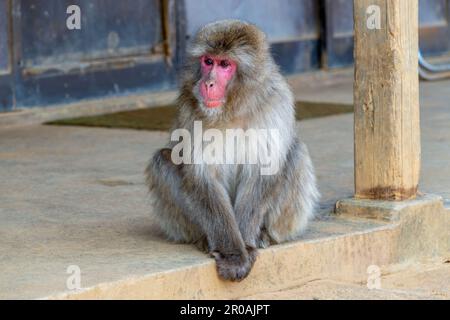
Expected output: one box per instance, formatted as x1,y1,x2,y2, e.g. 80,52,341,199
211,251,254,282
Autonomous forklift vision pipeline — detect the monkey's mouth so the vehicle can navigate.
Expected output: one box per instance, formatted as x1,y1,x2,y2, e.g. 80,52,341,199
204,99,225,108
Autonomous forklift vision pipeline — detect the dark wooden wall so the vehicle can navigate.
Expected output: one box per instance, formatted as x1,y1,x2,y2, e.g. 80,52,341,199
6,0,180,110
0,0,449,111
0,0,13,111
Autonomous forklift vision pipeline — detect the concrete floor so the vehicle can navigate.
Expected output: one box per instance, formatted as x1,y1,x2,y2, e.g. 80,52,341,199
0,77,449,299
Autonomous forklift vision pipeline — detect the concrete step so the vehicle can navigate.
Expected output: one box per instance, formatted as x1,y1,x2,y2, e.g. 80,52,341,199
48,214,393,299
48,193,448,299
0,206,388,299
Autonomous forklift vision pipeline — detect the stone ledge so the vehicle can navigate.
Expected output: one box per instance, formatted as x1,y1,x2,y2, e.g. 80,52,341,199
335,193,449,264
49,222,398,299
46,194,449,299
335,194,443,221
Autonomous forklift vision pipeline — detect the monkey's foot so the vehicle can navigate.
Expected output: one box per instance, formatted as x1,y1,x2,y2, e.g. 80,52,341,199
211,252,253,282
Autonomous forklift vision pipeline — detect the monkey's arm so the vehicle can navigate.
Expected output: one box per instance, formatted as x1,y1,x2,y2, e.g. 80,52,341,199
233,169,264,250
148,149,253,281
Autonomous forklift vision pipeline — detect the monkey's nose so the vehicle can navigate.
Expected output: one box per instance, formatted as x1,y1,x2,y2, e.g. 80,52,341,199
205,80,214,88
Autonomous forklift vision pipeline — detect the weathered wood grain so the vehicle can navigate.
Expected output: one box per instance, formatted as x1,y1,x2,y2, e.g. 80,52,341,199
354,0,420,200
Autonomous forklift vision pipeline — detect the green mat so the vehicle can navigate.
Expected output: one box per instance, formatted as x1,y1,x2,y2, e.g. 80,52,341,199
46,101,353,131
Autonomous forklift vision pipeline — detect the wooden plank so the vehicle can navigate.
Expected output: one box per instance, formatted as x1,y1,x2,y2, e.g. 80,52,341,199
0,0,10,72
0,0,13,111
354,0,420,200
323,0,355,68
11,0,183,109
19,0,163,67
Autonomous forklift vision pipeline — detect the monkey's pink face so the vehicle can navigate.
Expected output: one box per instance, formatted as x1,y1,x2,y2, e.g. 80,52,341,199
199,55,237,108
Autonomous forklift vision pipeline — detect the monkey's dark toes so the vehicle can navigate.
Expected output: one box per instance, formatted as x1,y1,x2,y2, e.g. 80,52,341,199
212,252,253,282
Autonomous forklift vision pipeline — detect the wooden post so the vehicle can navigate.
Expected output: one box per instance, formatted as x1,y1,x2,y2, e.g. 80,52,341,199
354,0,420,200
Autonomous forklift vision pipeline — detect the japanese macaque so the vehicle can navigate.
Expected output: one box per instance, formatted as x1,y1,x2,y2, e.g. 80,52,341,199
146,20,319,281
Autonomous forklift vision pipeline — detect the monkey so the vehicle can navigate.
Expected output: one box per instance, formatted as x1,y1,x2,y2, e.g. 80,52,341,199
146,20,319,281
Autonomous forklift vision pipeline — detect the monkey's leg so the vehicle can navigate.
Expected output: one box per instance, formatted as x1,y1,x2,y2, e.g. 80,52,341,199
233,167,264,264
233,164,293,250
147,149,254,281
233,139,318,251
261,139,319,244
150,185,204,244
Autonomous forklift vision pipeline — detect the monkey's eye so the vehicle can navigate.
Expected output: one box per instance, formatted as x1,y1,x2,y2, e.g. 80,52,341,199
220,60,230,68
204,58,214,66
